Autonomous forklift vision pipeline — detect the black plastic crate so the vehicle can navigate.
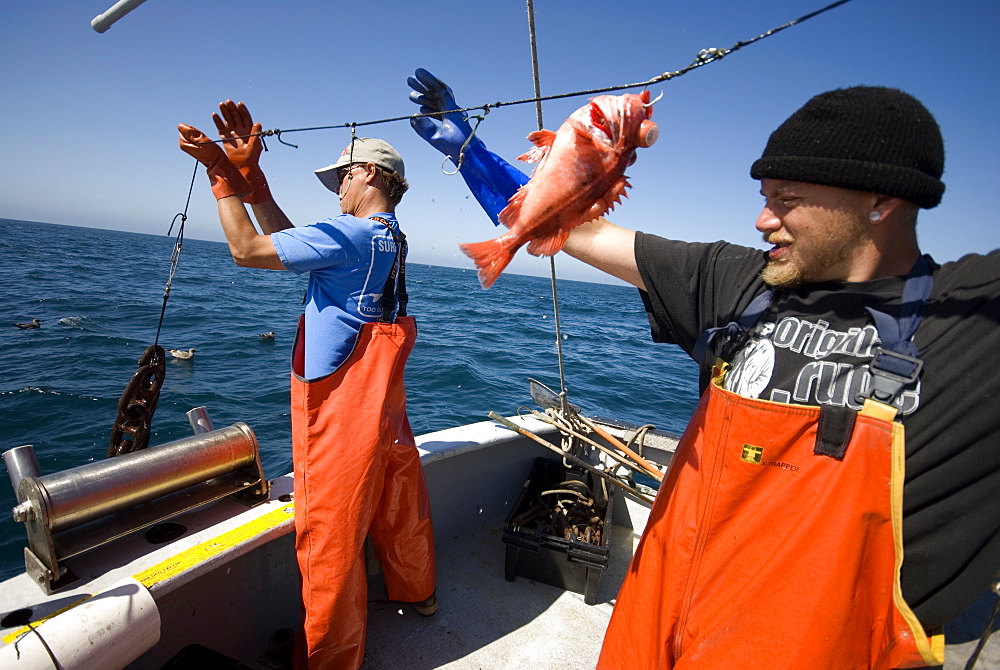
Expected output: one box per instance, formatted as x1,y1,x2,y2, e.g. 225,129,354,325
502,457,614,605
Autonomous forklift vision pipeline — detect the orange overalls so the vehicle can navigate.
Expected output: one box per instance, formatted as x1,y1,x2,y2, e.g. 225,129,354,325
598,260,945,669
289,227,435,669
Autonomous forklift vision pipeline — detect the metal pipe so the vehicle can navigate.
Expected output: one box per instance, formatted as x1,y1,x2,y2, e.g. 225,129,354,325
489,412,654,506
186,406,215,435
91,0,149,33
529,411,662,482
3,445,42,498
0,577,160,667
17,423,258,532
576,415,664,482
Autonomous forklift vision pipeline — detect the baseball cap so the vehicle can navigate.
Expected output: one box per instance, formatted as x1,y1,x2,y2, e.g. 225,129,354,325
315,137,405,193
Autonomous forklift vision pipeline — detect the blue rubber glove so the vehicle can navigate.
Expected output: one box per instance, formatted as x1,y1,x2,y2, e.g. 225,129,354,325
408,68,528,226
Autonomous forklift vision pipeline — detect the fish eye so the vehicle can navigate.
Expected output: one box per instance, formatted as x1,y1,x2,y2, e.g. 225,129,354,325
638,120,658,148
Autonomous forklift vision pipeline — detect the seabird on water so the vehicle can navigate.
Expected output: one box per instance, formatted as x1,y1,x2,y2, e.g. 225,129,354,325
168,348,197,360
259,331,276,340
15,319,41,329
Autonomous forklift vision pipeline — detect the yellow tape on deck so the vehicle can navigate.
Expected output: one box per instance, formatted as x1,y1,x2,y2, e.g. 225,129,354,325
2,501,295,647
134,502,295,588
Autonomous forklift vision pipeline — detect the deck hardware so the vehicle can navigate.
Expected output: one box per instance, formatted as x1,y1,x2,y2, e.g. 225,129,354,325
11,422,270,593
3,445,42,492
108,344,166,456
186,406,215,434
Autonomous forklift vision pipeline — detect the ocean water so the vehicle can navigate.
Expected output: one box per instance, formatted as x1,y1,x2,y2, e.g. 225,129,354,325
0,218,699,582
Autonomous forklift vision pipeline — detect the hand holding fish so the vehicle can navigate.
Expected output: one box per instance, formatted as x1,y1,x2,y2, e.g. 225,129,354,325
178,124,253,201
213,100,272,204
460,91,659,288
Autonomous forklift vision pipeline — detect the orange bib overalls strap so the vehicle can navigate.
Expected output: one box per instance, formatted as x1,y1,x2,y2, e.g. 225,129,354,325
290,220,435,670
598,258,944,670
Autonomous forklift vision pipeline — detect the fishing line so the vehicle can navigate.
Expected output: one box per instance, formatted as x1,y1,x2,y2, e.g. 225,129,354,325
193,0,856,430
209,0,857,145
524,0,571,417
157,160,198,346
339,124,359,197
107,161,197,458
441,110,488,175
175,0,854,439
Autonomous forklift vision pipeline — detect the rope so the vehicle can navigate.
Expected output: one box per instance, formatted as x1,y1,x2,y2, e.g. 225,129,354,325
204,0,856,146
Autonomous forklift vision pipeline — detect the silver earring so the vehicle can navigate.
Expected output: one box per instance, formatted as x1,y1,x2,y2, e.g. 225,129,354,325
869,211,882,222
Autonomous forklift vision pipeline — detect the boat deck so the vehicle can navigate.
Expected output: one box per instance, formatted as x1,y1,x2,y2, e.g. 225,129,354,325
2,415,995,669
363,494,649,669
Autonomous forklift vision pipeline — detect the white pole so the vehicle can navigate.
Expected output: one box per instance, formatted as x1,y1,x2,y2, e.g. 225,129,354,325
0,578,160,668
91,0,150,33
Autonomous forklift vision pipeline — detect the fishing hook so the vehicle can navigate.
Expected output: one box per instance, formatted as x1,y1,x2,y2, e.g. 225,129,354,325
167,211,186,238
643,90,665,107
441,108,489,176
260,128,298,148
336,125,362,197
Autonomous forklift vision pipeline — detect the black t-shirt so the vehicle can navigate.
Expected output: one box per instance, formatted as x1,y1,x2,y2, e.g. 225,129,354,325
635,231,1000,629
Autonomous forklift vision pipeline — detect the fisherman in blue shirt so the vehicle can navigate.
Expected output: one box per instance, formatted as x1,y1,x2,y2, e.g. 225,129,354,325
178,102,436,670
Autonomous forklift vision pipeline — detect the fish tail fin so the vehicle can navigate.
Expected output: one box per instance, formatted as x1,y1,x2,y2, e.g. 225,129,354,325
526,227,571,257
460,236,518,289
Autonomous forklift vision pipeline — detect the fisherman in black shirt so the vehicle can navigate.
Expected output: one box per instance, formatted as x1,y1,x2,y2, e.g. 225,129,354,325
409,71,999,667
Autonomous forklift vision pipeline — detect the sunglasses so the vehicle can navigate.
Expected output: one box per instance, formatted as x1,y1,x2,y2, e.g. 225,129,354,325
333,163,369,193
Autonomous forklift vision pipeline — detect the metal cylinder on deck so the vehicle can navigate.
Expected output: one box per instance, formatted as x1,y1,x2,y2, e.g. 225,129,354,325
3,445,42,498
17,423,258,533
186,406,215,435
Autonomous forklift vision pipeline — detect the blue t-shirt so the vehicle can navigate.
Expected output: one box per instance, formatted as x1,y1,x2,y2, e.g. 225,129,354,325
272,213,403,380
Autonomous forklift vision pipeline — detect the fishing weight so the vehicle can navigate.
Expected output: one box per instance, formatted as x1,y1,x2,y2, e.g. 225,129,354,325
108,344,166,457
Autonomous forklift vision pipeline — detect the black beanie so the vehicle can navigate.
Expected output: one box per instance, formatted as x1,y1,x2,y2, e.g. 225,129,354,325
750,86,945,208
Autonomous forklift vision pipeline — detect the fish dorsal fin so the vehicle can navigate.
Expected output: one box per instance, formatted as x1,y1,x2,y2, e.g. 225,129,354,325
583,199,607,224
518,129,557,163
593,176,632,219
526,226,571,257
497,186,528,229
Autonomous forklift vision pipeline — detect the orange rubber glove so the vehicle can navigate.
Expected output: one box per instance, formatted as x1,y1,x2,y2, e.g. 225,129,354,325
213,100,272,204
178,124,252,201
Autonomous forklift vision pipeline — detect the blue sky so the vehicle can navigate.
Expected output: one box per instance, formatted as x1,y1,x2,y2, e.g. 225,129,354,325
2,0,997,284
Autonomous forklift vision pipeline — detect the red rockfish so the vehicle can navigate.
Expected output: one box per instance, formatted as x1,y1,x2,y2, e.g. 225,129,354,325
460,90,658,288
